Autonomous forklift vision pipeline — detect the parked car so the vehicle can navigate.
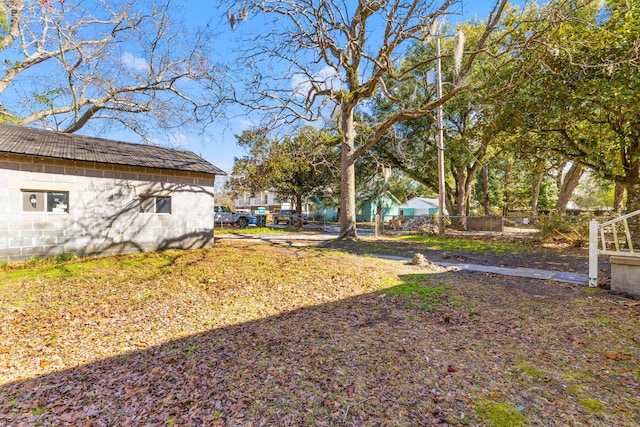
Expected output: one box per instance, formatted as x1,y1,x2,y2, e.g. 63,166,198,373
272,209,310,225
272,209,295,225
214,205,250,228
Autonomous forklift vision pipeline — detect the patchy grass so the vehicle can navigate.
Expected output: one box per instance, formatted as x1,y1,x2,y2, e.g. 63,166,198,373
400,234,528,255
214,226,293,235
587,313,619,327
566,384,584,395
578,398,605,416
475,400,529,427
0,240,638,426
384,274,448,312
514,360,547,379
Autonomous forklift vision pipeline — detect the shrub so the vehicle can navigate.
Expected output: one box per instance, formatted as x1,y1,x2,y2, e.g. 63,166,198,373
535,214,592,247
56,252,76,263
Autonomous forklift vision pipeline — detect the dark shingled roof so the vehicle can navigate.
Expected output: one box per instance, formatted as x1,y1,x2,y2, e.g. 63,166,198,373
0,124,226,176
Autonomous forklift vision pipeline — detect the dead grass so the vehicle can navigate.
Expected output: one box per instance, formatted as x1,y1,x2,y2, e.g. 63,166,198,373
1,240,638,426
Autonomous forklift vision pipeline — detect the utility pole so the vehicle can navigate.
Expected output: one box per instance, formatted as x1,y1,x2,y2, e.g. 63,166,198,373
435,23,446,235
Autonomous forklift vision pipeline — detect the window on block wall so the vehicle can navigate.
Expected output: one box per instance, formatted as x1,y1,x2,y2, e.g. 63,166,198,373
22,190,69,213
140,196,171,214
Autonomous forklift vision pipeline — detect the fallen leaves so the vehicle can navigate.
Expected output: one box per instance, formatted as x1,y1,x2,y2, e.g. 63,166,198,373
0,240,638,426
604,353,632,361
39,360,54,368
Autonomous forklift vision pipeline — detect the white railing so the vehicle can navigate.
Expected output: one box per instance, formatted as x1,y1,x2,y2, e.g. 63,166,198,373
589,209,640,287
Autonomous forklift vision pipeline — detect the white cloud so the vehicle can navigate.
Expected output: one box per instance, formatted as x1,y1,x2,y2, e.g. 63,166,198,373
168,132,189,148
152,132,189,149
291,66,342,97
121,52,150,73
237,118,257,129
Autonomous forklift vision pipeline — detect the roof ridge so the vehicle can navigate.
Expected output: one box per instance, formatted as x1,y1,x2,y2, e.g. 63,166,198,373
0,123,226,176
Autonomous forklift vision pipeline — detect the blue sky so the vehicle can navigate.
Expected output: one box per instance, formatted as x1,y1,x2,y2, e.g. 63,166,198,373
94,1,525,175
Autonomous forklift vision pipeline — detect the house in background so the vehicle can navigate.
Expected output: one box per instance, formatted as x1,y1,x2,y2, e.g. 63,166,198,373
315,203,339,222
233,190,288,213
0,124,225,262
356,193,401,223
397,196,441,218
233,190,317,215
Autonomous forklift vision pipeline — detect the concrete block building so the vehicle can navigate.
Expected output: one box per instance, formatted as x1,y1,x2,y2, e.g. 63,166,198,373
0,124,225,262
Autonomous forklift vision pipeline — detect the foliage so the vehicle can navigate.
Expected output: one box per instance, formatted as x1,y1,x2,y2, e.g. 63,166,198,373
352,150,426,215
485,154,531,214
0,1,7,31
498,0,640,217
538,176,560,211
229,126,338,218
535,214,592,246
220,0,510,239
573,173,617,210
55,252,75,263
370,19,499,218
227,128,274,197
535,209,631,247
370,4,577,218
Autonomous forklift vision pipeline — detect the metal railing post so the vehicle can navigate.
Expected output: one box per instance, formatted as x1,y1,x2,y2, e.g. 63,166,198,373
589,220,599,287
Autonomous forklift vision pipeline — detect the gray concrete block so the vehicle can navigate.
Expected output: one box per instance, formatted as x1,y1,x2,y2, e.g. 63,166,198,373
610,256,640,299
19,230,44,238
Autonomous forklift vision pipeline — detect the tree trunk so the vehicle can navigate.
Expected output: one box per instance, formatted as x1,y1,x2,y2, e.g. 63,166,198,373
556,162,584,215
294,194,303,228
482,164,490,215
451,165,468,230
531,162,545,214
339,103,358,240
614,181,624,213
502,165,511,217
444,195,454,222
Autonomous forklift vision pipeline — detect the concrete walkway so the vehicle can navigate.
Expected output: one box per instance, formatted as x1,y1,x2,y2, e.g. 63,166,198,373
373,254,588,285
215,232,590,286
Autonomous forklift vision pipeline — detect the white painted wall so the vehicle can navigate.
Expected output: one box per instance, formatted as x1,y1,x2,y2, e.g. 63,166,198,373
0,154,215,262
398,197,440,216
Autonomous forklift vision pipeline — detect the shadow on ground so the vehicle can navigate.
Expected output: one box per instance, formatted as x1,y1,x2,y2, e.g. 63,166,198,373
2,269,638,426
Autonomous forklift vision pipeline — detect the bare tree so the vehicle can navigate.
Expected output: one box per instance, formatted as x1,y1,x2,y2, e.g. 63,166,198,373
223,0,508,239
0,0,225,139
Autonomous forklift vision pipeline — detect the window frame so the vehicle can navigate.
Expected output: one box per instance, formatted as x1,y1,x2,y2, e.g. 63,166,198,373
140,195,172,214
22,190,69,213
